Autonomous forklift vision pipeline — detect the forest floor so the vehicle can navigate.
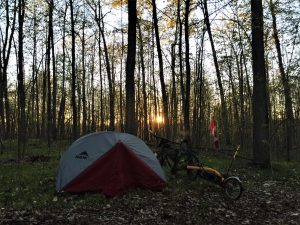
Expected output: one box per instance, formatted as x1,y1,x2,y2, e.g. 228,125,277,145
0,141,300,224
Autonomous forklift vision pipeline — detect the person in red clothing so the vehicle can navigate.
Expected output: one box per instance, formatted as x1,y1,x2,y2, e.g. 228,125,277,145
209,115,219,150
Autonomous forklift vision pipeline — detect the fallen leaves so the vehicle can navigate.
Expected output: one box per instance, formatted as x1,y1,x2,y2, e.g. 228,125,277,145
1,166,300,225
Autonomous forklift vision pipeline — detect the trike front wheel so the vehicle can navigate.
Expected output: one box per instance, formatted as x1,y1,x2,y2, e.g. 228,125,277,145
223,177,243,200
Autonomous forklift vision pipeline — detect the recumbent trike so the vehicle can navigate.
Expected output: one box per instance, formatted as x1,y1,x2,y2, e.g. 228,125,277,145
186,145,243,200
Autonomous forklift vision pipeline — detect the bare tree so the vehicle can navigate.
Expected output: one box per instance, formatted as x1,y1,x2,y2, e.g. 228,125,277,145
170,0,181,138
125,0,137,135
17,0,26,159
81,16,87,134
202,0,231,145
88,0,115,131
70,0,78,140
51,0,57,141
46,0,54,145
100,7,115,131
0,0,17,138
269,0,294,161
251,0,270,167
152,0,170,137
184,0,191,141
57,4,68,138
137,20,148,140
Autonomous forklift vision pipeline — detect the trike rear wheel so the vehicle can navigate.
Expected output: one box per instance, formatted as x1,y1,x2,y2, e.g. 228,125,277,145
223,177,243,200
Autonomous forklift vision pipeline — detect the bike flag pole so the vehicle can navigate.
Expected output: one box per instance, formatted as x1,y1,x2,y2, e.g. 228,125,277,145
226,145,241,175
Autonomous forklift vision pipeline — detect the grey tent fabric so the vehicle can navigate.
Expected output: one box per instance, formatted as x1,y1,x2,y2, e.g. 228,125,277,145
56,131,166,192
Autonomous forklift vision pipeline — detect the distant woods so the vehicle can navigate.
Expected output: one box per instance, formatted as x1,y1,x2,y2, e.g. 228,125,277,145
0,0,299,165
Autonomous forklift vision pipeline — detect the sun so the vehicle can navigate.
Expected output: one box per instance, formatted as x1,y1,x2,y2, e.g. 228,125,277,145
155,115,164,124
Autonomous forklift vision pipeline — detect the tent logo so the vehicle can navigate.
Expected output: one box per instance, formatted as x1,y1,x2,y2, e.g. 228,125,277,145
75,151,89,159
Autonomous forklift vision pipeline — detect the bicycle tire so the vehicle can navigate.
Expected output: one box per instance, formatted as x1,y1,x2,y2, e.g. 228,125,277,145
223,176,243,200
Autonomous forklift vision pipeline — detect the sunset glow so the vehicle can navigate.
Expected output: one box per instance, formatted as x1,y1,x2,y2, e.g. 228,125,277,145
155,115,164,124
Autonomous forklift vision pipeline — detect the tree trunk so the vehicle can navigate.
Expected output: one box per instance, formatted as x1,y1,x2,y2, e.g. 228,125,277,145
192,29,205,146
29,1,37,137
70,0,77,140
125,0,137,135
227,55,239,141
170,0,181,139
170,42,178,138
82,19,87,134
238,52,245,146
77,72,82,135
179,18,185,130
98,34,105,131
97,7,115,131
1,0,17,138
152,0,170,137
184,0,191,141
57,4,68,138
137,20,148,140
237,25,246,147
270,0,294,161
91,40,96,132
202,0,231,145
0,41,4,138
119,6,124,132
51,0,57,141
151,25,158,130
41,66,46,138
251,0,270,167
17,0,26,160
46,0,53,146
86,0,106,131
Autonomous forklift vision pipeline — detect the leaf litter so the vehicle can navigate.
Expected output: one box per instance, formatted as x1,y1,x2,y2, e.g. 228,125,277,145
0,165,300,224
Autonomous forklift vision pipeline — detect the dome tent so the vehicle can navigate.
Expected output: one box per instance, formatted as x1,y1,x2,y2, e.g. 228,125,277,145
56,131,166,196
